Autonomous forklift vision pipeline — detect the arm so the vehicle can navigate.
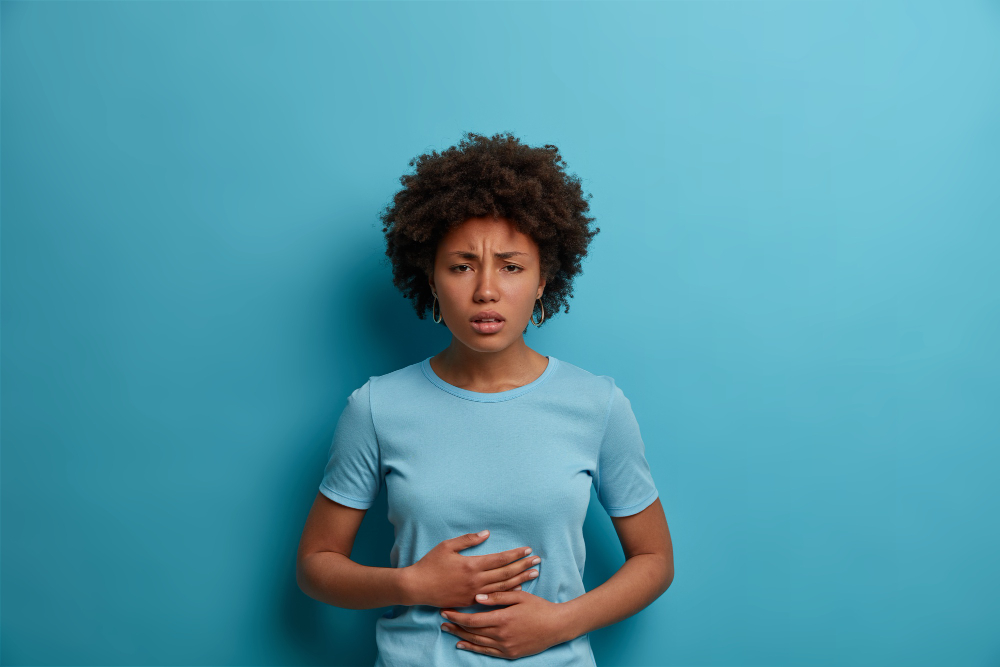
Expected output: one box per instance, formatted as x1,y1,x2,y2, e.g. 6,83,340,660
558,497,674,641
296,491,411,609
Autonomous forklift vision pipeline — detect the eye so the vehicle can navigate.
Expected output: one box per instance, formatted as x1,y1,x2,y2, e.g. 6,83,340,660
451,265,471,272
503,265,523,273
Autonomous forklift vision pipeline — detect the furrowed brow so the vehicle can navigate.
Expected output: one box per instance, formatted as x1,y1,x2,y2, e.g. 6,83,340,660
448,251,529,260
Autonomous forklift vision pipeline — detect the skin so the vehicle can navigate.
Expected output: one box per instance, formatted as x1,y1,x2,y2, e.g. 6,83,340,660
426,216,550,392
297,215,674,659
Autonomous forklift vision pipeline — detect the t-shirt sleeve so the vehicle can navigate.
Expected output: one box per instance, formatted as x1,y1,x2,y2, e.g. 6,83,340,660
593,380,659,517
318,380,382,510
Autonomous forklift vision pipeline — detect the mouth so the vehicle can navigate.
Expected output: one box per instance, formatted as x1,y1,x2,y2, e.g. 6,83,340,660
470,311,505,323
470,315,505,334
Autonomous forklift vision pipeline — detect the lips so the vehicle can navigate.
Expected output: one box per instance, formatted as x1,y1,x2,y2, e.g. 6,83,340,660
470,319,505,334
471,310,505,322
470,310,505,335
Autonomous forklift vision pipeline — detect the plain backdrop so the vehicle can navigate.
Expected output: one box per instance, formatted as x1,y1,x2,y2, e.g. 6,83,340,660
2,1,998,666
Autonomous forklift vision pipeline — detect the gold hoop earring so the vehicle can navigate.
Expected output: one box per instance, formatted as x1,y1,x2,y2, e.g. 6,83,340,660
432,295,443,324
530,298,545,326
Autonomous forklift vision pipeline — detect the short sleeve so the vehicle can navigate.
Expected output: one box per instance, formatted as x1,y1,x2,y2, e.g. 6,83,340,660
318,380,382,510
593,381,659,517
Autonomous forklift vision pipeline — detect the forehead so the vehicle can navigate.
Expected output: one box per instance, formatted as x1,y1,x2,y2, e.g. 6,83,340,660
438,217,536,251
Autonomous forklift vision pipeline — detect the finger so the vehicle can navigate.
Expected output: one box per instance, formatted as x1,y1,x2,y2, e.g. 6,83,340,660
456,640,503,657
475,590,528,606
448,530,491,552
469,545,533,571
447,621,501,640
441,608,502,628
441,623,502,646
485,553,541,585
479,565,539,594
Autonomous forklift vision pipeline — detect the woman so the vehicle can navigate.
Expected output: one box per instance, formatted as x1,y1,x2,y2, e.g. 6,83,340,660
296,132,674,665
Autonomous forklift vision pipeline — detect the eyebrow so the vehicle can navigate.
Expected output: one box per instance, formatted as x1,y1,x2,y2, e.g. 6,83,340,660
447,250,529,260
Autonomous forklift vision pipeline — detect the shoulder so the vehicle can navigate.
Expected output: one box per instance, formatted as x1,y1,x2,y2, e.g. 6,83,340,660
354,357,428,403
338,360,426,432
548,356,619,404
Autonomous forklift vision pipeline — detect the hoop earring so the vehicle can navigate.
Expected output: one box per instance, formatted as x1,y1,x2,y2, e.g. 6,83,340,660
530,298,545,326
432,295,443,324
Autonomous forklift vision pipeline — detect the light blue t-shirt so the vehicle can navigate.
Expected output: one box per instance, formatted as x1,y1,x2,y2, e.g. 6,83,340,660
319,355,659,666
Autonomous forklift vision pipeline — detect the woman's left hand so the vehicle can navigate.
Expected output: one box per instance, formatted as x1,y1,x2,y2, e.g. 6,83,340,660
440,590,573,659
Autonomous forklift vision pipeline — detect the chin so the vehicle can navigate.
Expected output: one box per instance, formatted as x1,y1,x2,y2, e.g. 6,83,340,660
459,335,515,353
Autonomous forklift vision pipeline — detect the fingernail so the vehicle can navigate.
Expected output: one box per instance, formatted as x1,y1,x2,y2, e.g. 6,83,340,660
531,557,541,564
523,547,532,555
528,570,538,578
441,612,448,619
478,530,489,537
513,585,522,590
476,594,488,601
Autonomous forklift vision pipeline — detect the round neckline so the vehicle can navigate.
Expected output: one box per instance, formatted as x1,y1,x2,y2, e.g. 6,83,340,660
420,355,559,403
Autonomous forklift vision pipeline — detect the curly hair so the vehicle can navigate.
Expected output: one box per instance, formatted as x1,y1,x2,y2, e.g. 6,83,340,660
379,131,600,328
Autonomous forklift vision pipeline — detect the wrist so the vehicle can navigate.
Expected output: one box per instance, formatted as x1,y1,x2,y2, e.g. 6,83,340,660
555,598,584,644
397,566,418,606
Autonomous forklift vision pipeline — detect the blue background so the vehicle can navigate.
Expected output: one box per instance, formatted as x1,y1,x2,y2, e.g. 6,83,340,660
3,1,998,665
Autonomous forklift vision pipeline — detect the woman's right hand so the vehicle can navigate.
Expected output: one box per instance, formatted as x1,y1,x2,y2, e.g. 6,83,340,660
402,530,541,609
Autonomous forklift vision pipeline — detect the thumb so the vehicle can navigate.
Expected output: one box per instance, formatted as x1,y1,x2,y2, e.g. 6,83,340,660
475,590,526,605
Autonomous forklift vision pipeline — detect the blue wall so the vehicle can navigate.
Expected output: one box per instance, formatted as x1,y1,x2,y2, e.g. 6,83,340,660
2,1,998,665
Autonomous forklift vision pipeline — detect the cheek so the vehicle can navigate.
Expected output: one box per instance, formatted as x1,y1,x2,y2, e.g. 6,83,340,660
440,282,469,302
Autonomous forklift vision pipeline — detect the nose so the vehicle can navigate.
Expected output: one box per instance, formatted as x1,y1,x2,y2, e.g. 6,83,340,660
473,266,499,303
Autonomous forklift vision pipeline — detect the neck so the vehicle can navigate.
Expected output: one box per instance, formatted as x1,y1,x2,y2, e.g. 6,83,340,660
433,338,546,389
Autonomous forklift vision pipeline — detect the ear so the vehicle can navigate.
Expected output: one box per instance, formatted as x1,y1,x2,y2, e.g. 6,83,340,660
428,274,436,298
536,277,545,300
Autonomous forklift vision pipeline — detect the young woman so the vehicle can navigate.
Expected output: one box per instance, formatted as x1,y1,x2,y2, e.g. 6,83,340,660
296,132,674,665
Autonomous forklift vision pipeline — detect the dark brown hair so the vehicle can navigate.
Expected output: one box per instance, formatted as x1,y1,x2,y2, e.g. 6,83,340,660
380,131,600,327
